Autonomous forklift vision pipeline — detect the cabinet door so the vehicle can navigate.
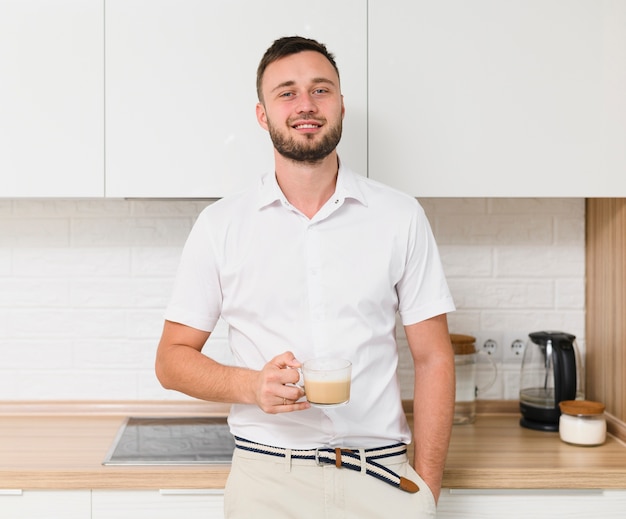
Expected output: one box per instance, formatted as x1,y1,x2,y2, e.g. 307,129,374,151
105,0,367,198
369,0,626,197
92,489,225,519
0,0,104,197
437,489,626,518
0,490,90,519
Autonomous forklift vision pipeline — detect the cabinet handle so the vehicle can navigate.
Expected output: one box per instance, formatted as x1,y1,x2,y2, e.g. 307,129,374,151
447,489,604,496
159,489,224,496
0,490,23,496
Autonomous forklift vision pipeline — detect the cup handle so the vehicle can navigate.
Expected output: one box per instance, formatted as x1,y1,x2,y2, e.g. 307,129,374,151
475,350,498,396
297,368,304,389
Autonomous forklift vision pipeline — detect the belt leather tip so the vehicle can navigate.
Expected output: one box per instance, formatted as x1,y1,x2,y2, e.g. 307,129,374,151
335,448,342,468
399,477,420,494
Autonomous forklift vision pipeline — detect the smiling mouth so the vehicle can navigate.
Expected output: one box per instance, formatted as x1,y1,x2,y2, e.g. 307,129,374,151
293,123,321,129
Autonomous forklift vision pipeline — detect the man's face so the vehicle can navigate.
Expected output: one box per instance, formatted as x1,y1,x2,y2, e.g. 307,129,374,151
256,51,345,164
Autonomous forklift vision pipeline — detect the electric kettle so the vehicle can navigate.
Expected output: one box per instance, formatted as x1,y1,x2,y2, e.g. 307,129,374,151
519,331,584,431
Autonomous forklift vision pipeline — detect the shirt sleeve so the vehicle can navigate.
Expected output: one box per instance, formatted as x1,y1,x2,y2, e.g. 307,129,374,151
396,202,455,326
164,209,222,332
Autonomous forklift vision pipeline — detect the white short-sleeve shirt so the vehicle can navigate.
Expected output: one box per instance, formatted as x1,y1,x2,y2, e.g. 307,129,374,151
165,163,455,449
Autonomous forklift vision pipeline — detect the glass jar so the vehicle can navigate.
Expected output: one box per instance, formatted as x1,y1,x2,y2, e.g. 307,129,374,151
558,400,606,446
451,334,496,425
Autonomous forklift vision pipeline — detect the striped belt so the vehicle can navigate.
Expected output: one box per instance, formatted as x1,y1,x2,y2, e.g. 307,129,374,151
234,436,420,494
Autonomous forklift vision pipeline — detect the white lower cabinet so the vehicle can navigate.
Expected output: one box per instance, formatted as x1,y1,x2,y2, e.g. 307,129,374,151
437,489,626,518
91,489,225,519
0,490,91,519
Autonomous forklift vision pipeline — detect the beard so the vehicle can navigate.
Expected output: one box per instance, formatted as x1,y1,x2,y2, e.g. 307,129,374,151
267,116,342,165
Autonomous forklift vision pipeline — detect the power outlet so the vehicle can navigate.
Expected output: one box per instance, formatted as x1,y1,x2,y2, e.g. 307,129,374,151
475,332,503,363
503,331,528,364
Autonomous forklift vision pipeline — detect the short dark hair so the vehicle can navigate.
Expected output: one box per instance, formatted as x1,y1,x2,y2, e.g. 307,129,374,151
256,36,340,102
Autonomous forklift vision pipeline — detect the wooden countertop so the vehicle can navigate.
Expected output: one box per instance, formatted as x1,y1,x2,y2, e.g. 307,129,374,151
1,401,625,490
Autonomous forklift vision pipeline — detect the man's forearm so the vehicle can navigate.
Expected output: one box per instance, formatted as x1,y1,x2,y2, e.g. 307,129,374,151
156,342,259,403
411,345,455,501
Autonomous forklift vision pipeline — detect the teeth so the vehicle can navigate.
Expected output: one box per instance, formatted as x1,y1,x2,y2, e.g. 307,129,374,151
295,124,319,129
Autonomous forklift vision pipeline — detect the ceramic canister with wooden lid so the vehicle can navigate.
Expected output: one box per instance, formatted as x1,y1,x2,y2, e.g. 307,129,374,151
559,400,607,446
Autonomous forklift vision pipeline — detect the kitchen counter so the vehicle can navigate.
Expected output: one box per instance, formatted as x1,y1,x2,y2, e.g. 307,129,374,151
1,401,626,490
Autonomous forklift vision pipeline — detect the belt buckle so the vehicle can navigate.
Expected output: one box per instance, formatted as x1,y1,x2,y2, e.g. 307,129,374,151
315,447,347,469
314,447,334,466
314,447,323,466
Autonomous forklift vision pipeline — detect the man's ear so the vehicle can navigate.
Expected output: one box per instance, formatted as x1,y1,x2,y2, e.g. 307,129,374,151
256,102,269,131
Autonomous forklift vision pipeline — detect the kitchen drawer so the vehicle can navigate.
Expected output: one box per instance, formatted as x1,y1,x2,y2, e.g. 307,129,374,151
0,490,90,519
92,489,225,519
437,489,626,518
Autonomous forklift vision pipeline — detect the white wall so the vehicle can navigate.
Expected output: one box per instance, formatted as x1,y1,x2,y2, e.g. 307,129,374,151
0,198,585,401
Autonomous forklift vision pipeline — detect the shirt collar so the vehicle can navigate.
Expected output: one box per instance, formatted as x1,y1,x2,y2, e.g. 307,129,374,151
256,159,367,211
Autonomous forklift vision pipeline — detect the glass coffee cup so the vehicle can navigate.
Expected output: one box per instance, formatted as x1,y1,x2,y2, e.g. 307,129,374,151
301,358,352,407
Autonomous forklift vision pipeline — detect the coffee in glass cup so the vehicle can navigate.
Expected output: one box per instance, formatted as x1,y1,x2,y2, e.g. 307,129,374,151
302,358,352,407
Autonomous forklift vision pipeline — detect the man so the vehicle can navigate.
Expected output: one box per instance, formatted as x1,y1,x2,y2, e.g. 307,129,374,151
156,36,455,518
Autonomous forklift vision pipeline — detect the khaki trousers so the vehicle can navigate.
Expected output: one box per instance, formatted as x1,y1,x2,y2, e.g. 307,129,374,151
224,447,437,519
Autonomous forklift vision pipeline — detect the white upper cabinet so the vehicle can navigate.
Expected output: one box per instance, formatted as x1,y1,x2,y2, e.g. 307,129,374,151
105,0,367,198
0,0,104,197
368,0,626,197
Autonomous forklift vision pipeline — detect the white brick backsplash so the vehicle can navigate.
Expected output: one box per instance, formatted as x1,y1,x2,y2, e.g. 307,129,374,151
0,340,73,369
438,246,493,277
73,339,157,369
8,309,129,339
555,279,585,309
69,278,172,309
0,218,70,246
555,216,586,244
128,279,175,308
446,312,482,334
502,367,524,400
496,246,585,277
11,199,131,218
70,279,133,308
419,198,488,215
126,309,169,339
13,248,131,277
0,278,69,307
0,200,12,215
489,198,583,216
130,200,209,217
71,217,193,246
13,370,138,400
0,198,586,401
0,313,7,342
448,279,553,309
435,215,553,245
131,247,184,277
0,249,10,274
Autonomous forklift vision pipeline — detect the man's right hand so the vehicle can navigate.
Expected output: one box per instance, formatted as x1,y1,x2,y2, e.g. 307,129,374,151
254,351,310,414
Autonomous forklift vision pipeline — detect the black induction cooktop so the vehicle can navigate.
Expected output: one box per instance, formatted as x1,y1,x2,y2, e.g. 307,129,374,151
102,416,235,465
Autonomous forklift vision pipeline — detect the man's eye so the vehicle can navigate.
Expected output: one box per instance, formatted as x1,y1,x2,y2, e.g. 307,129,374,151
280,92,294,98
313,88,328,95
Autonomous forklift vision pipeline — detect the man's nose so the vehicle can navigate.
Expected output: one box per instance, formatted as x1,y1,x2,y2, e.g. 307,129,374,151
296,93,318,113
